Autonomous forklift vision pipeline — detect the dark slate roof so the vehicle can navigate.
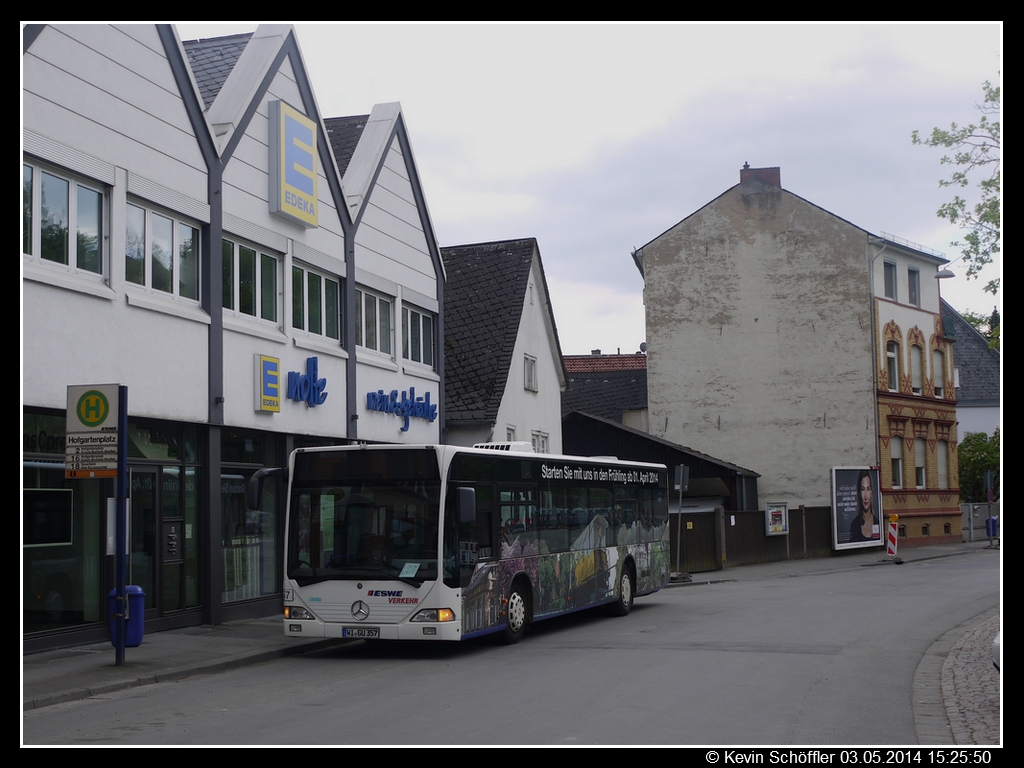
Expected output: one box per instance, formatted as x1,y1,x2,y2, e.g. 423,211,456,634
442,239,538,423
182,32,252,110
561,368,648,424
324,115,370,179
942,299,1001,406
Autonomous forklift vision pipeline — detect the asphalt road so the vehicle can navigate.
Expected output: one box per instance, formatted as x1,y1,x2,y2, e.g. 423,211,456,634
22,548,999,745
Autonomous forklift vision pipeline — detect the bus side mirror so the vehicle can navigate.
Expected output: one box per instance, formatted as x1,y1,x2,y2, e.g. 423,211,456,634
457,487,476,524
247,467,284,511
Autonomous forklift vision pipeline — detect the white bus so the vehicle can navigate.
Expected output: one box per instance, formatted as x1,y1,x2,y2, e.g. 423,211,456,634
251,443,669,643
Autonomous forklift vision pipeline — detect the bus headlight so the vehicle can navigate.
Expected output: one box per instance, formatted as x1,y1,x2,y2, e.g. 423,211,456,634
410,608,456,622
285,605,314,620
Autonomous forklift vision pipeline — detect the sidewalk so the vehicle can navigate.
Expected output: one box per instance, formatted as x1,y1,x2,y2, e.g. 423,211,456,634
22,541,1000,744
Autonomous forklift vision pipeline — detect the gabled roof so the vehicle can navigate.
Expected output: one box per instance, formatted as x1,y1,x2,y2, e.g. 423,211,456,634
941,299,1001,407
564,353,647,373
182,32,252,109
442,238,566,423
324,115,370,180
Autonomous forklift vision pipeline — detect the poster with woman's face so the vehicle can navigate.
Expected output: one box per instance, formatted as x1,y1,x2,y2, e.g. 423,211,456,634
831,467,883,550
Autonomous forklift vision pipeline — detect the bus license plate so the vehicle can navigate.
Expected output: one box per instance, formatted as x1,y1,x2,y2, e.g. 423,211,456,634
343,626,380,639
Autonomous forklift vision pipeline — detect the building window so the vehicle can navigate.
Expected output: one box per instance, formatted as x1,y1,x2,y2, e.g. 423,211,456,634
506,426,516,442
933,349,945,398
886,341,900,392
915,438,927,488
524,355,538,392
921,524,930,536
531,431,549,453
222,238,277,322
402,306,435,367
937,440,949,490
355,288,392,355
911,345,924,395
883,261,897,300
292,265,340,341
908,268,920,307
23,162,104,276
127,203,200,300
891,436,903,489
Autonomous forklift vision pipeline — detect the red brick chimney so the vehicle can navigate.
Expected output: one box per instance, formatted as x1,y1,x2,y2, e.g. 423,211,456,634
740,163,781,188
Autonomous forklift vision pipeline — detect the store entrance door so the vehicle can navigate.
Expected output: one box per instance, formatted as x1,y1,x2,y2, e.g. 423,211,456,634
129,466,193,617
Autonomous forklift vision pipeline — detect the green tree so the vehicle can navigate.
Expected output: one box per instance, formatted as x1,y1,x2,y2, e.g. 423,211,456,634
913,81,1000,294
960,307,1001,351
957,429,999,503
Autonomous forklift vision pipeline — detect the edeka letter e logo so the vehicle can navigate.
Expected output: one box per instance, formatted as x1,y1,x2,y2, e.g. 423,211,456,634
77,390,110,427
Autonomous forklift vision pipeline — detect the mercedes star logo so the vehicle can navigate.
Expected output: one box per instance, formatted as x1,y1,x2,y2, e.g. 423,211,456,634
351,600,370,621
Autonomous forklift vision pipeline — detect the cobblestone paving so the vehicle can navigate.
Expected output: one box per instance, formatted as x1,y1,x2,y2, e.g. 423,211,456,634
942,614,1001,745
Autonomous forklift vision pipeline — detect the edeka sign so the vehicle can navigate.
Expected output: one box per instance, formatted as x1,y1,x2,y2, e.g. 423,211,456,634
366,387,438,432
268,100,318,228
254,355,281,412
288,357,328,407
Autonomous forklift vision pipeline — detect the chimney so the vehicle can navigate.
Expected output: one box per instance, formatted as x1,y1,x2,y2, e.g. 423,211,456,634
591,349,601,356
740,162,781,188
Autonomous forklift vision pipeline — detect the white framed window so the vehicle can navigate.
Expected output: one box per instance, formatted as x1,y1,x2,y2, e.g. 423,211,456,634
911,345,924,395
355,288,392,354
937,440,949,490
886,341,900,392
524,355,538,392
531,431,549,453
908,268,920,307
915,438,927,489
933,349,945,398
23,161,104,276
292,264,340,341
506,426,516,442
222,237,278,322
891,436,903,489
126,202,200,301
402,306,435,367
883,261,897,300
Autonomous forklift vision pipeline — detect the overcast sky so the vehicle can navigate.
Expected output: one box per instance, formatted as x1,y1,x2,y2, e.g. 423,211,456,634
179,22,1002,355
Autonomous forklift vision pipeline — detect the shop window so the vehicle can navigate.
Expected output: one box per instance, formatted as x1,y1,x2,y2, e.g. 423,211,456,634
355,288,392,355
525,355,538,392
402,306,435,367
908,268,920,307
23,161,104,276
883,261,897,300
890,436,903,489
222,237,278,322
126,202,200,300
886,341,900,392
292,264,340,341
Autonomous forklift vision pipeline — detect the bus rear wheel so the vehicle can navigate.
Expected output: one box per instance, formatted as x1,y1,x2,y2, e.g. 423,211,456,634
503,583,528,644
609,565,634,617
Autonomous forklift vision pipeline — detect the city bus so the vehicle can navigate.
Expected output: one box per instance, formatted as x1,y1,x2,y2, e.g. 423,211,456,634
250,443,669,643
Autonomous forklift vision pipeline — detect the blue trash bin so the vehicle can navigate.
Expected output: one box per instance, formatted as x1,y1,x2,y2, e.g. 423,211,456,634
985,516,999,538
108,585,146,648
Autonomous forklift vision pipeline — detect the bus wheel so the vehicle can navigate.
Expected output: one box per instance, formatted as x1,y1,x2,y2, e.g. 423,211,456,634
503,583,528,644
609,565,634,617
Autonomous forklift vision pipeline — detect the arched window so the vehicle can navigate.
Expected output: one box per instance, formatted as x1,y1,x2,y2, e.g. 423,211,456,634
911,345,924,395
891,436,903,489
887,341,900,392
915,438,927,488
937,440,949,490
933,349,946,398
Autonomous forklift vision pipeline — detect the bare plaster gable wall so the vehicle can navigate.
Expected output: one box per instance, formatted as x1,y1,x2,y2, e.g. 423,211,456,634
644,180,876,507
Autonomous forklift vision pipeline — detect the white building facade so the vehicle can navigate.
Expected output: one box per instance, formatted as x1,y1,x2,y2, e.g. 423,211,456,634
23,24,443,649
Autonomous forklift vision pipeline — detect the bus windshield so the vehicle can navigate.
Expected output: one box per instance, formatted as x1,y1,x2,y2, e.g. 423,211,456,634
287,448,441,587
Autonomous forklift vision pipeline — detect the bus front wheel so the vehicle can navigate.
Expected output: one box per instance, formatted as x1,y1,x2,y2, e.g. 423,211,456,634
503,583,528,644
